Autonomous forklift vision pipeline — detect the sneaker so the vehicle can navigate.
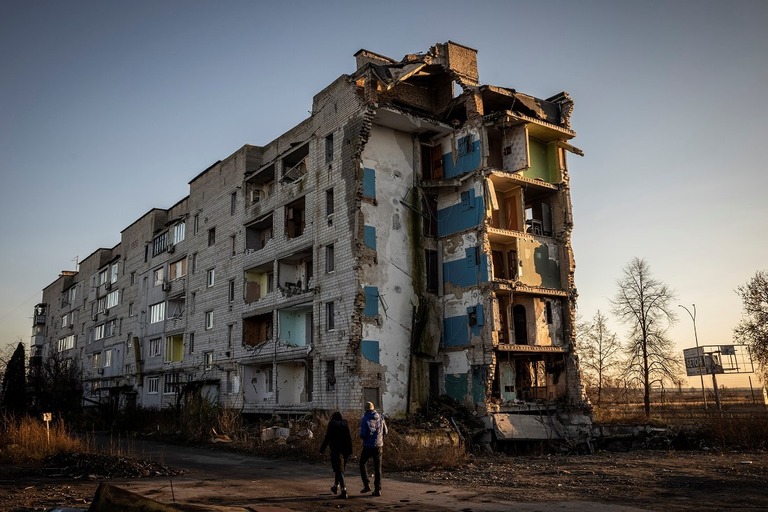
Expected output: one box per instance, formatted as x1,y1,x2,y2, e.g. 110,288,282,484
372,489,382,497
340,489,348,499
361,485,372,493
331,485,337,495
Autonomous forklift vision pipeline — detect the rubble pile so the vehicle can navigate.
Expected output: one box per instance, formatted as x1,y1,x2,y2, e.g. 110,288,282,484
42,452,184,479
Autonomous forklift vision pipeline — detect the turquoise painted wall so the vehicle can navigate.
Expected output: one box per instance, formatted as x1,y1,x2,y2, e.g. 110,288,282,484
443,315,469,347
363,167,376,198
364,286,379,317
437,188,485,237
442,304,484,347
443,248,489,288
445,373,468,401
278,310,308,346
361,340,379,363
442,136,481,179
364,225,376,249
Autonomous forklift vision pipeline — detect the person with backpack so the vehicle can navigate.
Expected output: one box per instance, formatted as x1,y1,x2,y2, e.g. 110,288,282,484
358,401,387,496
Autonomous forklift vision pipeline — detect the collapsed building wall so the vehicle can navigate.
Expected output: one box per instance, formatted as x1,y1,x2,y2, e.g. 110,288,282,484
31,41,590,442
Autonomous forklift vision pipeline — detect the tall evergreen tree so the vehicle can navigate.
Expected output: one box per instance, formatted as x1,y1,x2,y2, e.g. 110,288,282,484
1,342,27,415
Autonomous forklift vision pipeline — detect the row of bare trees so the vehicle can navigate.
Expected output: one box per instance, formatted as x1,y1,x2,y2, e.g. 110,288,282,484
578,257,683,417
579,257,768,418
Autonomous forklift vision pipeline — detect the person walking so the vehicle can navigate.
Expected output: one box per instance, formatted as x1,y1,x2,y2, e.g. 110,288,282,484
359,401,387,496
319,411,353,499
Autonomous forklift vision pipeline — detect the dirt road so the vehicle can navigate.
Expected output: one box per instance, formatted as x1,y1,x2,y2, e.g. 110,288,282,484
3,439,767,511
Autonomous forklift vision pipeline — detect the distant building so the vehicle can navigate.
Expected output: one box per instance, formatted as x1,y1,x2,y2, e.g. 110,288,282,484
31,42,589,440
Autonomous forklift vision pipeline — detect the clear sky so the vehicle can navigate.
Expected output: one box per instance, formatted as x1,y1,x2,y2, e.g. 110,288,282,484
1,1,766,388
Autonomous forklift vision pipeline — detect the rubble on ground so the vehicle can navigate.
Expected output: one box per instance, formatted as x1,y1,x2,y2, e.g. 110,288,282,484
41,452,184,479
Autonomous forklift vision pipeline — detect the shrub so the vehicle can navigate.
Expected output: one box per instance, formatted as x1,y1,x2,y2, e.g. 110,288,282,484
0,413,83,464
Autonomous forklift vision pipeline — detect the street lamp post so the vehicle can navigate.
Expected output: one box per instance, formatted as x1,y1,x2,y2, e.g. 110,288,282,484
679,304,707,409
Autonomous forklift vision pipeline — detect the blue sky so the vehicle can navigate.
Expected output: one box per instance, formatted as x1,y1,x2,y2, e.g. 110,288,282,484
1,1,766,387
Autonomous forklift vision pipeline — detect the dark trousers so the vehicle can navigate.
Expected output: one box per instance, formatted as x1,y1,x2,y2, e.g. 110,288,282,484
359,446,383,490
330,450,347,490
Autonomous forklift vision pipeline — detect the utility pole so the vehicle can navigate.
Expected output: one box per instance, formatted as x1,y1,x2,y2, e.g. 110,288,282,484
679,304,707,409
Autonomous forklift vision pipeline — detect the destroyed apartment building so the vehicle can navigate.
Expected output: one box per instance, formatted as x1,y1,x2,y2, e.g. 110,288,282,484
30,41,589,442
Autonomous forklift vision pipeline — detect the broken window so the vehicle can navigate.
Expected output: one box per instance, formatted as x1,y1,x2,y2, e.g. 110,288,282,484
513,304,528,344
281,143,309,183
167,297,184,319
285,197,306,239
491,245,518,282
325,133,334,163
245,214,274,252
245,164,275,205
326,301,335,331
525,200,552,236
326,244,335,273
425,249,438,293
420,144,443,180
278,248,312,296
244,263,273,303
243,312,273,347
278,306,313,347
326,360,336,391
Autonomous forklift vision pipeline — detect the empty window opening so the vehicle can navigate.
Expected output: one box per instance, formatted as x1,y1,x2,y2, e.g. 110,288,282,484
325,133,334,163
278,248,313,296
425,249,438,293
243,312,273,347
513,304,528,344
244,263,274,303
245,214,274,252
285,196,306,239
420,144,444,180
326,301,335,331
245,164,275,206
326,244,335,273
326,360,336,391
281,143,309,183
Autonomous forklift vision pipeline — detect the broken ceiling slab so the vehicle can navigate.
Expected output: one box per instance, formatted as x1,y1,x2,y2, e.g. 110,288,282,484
491,413,563,440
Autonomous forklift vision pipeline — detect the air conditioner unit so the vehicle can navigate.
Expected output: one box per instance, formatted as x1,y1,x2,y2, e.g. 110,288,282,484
162,282,170,291
167,244,175,253
97,368,104,375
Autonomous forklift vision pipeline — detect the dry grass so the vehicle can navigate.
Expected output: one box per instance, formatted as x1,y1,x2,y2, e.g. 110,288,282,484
0,414,84,464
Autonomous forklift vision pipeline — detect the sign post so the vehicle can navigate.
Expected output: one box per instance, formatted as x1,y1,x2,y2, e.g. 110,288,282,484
42,412,52,447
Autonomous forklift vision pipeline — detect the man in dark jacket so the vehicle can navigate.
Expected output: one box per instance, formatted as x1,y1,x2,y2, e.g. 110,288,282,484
319,411,353,498
359,401,387,496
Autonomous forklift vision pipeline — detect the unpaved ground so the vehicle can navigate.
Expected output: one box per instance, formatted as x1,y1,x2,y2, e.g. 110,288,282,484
1,444,767,511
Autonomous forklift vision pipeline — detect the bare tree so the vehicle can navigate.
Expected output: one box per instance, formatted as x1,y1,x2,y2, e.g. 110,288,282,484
578,310,621,406
734,270,768,381
612,258,683,417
